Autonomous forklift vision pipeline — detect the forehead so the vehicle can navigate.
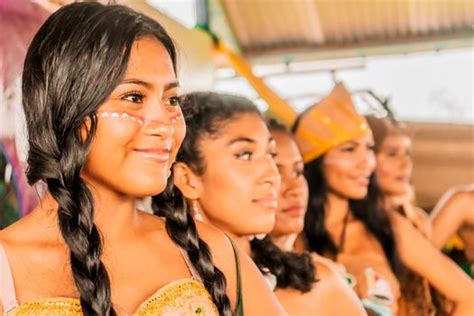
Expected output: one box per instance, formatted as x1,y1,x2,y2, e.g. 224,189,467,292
273,131,302,163
217,113,269,141
381,134,411,147
125,37,176,83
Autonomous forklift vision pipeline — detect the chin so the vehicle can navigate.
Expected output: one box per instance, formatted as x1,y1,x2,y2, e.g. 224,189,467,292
272,223,300,236
347,190,369,200
252,219,276,235
129,179,168,197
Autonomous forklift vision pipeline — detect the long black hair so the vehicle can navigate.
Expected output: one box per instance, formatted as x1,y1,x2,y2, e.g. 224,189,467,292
22,3,229,315
178,92,315,293
302,156,405,277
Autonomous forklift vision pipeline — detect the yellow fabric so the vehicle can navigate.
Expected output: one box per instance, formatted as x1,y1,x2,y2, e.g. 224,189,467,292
294,84,369,162
444,235,465,250
9,279,218,316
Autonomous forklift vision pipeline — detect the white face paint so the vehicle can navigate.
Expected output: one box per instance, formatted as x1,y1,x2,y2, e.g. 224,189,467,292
98,111,183,125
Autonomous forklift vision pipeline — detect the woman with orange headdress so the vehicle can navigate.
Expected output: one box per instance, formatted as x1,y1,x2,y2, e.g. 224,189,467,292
293,84,474,316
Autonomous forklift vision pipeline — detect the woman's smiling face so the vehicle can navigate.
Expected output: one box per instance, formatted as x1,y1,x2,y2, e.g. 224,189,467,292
82,37,185,197
375,134,413,196
322,132,376,200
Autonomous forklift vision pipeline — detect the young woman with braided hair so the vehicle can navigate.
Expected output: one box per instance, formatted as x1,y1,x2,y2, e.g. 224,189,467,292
0,3,280,315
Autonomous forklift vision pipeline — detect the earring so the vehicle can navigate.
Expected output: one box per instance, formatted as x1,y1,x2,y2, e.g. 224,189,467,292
192,200,203,221
248,233,267,241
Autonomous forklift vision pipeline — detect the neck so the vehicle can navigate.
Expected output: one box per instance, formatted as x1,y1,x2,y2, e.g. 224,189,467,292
325,191,351,225
40,181,141,242
91,186,140,239
270,233,298,252
193,200,253,255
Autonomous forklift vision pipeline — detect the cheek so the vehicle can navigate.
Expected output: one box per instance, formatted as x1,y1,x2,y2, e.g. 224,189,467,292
376,157,401,181
170,121,186,163
83,121,168,196
324,157,353,185
86,121,138,169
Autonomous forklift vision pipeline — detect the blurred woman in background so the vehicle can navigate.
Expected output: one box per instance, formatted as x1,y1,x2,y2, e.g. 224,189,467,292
294,84,474,316
366,116,431,238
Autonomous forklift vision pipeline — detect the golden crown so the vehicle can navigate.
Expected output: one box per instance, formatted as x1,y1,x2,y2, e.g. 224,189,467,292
293,83,369,163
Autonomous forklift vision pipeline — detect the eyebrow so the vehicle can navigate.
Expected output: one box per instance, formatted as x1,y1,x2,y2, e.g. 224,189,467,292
228,137,256,146
121,79,180,91
276,160,303,167
227,137,274,146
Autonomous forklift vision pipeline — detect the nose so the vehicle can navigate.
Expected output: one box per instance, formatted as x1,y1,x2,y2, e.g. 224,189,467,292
285,178,307,199
357,147,376,172
399,154,412,169
260,157,281,190
143,100,174,138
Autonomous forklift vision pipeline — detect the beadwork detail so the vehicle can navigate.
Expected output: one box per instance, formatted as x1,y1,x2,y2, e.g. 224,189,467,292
9,279,218,316
99,111,183,125
99,111,144,125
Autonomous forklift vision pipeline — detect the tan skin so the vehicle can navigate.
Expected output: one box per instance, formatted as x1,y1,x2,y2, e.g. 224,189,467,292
430,185,474,261
375,133,431,238
173,112,286,315
270,130,367,316
307,133,474,315
0,38,281,315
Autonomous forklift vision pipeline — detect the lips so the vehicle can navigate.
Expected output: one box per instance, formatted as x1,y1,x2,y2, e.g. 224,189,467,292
395,175,410,183
134,147,171,163
253,194,278,209
350,175,370,186
282,205,305,217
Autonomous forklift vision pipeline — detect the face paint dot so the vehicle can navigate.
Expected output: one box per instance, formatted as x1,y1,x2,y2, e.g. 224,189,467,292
111,112,119,118
122,113,129,119
101,112,109,118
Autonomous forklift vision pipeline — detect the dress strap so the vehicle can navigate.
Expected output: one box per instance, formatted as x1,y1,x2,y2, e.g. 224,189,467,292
0,244,18,315
226,235,243,316
178,248,202,282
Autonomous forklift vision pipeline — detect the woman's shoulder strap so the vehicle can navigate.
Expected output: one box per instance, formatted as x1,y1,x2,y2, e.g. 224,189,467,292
0,243,19,315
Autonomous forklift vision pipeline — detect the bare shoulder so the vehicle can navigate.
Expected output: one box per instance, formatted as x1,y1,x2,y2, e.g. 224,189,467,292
0,213,40,248
310,253,343,280
434,185,474,212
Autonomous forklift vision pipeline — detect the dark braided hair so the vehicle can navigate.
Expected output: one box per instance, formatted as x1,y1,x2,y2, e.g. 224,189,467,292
22,2,231,314
152,180,232,315
177,92,315,292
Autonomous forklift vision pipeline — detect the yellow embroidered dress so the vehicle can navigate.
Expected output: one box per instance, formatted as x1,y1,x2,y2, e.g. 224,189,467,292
0,244,218,316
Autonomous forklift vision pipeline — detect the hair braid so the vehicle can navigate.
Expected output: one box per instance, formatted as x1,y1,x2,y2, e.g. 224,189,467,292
152,178,232,315
251,236,315,292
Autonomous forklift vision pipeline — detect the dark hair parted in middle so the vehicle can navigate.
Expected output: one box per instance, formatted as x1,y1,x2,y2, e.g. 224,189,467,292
178,92,315,292
22,3,230,315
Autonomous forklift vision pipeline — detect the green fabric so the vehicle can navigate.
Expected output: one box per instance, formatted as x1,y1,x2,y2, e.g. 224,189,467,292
227,235,243,316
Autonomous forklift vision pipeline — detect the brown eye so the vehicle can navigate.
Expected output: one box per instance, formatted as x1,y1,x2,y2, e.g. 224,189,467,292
166,96,181,107
236,151,252,161
123,92,144,103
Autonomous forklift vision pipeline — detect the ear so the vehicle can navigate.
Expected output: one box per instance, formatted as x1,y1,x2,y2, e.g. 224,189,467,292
173,162,203,200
